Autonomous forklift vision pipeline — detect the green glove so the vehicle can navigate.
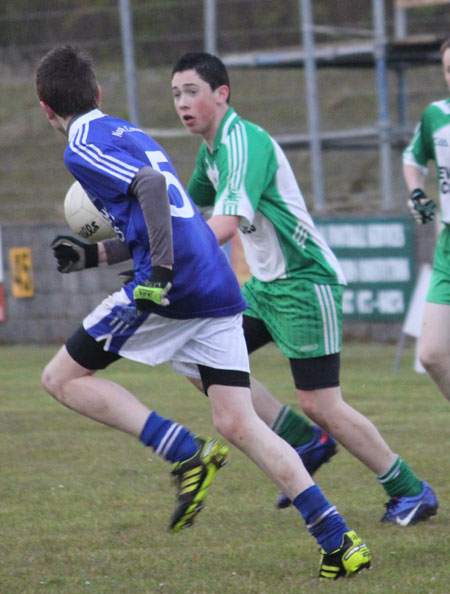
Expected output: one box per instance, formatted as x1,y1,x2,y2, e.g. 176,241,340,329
133,266,173,312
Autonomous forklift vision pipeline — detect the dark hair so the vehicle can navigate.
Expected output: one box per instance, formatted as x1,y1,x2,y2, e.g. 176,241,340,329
440,36,450,56
172,52,230,102
35,45,98,118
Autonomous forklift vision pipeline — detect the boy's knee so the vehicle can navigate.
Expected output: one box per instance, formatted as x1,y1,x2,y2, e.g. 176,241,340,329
419,345,442,371
213,411,251,445
297,391,317,418
212,415,236,442
41,362,64,400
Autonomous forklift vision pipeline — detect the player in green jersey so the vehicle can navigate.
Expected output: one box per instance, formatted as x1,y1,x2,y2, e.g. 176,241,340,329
171,52,438,525
403,36,450,406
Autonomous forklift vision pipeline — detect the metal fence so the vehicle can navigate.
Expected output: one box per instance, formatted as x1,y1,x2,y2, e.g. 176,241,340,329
1,0,449,222
2,1,450,212
0,0,447,343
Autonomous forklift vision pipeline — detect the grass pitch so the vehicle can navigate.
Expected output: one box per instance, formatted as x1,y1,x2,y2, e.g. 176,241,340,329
0,342,449,593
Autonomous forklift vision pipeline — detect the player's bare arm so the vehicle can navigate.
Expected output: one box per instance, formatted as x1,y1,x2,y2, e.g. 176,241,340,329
208,214,240,245
403,163,436,225
403,163,426,193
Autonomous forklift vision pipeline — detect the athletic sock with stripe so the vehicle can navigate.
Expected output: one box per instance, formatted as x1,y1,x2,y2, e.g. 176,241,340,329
377,455,423,497
293,485,349,552
272,405,314,447
139,411,198,463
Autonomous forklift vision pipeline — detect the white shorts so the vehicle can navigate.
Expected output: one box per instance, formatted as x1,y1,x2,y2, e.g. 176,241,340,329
83,288,250,379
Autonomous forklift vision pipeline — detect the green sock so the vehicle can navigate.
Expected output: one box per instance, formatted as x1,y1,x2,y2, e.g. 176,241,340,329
377,456,423,497
271,405,314,447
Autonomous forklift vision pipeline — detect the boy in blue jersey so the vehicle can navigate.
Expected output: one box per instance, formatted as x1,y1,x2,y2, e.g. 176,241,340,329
171,51,438,526
35,45,371,580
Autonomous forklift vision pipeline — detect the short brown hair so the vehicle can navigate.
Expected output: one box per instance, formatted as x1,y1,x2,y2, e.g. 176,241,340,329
35,45,98,118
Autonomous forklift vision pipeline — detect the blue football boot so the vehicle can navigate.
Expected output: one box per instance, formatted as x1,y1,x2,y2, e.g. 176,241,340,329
277,426,338,509
381,481,438,526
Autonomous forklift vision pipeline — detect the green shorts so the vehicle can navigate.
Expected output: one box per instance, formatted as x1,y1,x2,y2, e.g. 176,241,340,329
242,276,344,359
427,224,450,305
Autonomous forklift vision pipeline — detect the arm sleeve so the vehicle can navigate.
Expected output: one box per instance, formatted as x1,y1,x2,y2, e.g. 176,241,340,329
102,237,132,265
129,165,174,267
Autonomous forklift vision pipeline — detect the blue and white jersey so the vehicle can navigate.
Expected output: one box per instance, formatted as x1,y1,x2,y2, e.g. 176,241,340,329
65,109,246,320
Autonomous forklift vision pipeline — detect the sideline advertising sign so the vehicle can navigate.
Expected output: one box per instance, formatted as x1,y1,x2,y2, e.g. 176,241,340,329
9,247,34,298
316,217,415,320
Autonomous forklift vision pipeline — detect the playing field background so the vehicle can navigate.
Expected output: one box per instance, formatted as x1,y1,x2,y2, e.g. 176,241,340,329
1,341,449,593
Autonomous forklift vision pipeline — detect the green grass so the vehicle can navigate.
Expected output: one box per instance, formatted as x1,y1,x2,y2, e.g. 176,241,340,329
1,342,449,593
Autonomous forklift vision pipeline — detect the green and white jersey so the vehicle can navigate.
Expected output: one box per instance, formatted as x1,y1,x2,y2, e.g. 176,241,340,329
188,108,346,285
403,98,450,222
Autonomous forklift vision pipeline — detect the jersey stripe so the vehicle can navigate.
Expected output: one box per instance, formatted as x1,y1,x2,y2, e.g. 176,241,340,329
80,124,138,173
225,121,248,205
221,110,238,143
236,122,248,191
230,124,242,190
314,284,339,354
77,123,139,178
324,284,339,353
70,124,139,183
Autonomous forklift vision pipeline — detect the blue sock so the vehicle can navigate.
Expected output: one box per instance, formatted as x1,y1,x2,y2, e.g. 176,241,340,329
139,412,198,463
292,485,349,552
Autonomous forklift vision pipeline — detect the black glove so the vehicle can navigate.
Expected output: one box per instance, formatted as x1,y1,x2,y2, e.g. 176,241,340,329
51,235,99,273
133,266,173,312
408,188,436,225
118,269,135,285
